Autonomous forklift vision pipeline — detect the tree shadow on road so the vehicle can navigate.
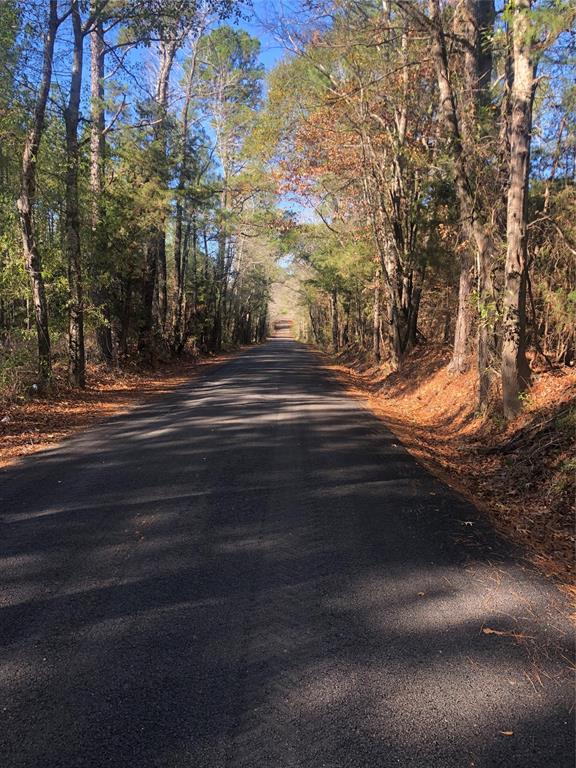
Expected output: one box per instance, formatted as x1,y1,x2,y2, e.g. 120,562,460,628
0,341,573,768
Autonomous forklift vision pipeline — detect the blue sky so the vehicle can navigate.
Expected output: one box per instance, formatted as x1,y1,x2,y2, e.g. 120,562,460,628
237,1,288,72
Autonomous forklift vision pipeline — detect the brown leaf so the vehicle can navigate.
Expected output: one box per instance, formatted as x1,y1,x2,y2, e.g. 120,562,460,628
482,627,534,640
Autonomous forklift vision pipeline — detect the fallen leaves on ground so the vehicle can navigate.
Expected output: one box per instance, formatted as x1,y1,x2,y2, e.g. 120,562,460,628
319,344,575,590
0,351,236,468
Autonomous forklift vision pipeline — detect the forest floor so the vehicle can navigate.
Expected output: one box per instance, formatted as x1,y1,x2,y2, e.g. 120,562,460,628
320,345,576,591
0,350,237,469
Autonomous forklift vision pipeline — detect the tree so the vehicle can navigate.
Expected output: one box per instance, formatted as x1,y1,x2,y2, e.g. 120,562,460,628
2,0,574,426
89,0,113,361
135,0,240,361
501,0,575,417
196,25,264,349
16,0,62,388
64,0,88,387
421,0,498,407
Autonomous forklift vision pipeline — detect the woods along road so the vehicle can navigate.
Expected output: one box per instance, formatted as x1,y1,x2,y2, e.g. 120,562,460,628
0,339,573,768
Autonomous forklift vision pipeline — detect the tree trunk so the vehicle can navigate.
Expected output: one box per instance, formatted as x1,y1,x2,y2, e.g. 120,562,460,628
155,41,175,336
117,277,133,361
466,0,496,409
156,231,168,332
90,8,113,362
449,0,495,381
477,238,495,407
331,287,339,352
65,1,85,387
373,268,381,362
212,234,225,350
173,216,190,354
376,242,403,370
190,220,198,316
172,39,200,352
458,1,495,142
428,0,496,408
140,38,177,361
502,0,534,418
16,0,59,387
387,25,414,367
342,293,350,347
138,242,157,364
448,254,472,372
309,309,319,345
407,266,424,350
212,184,228,351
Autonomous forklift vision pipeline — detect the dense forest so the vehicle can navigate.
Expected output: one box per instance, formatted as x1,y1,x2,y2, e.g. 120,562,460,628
0,0,575,423
1,0,279,395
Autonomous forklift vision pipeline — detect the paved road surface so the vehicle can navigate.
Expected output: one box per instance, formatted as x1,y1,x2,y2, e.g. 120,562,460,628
1,339,573,767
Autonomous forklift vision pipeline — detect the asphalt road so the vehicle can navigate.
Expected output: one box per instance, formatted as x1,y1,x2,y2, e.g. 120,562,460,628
0,339,573,767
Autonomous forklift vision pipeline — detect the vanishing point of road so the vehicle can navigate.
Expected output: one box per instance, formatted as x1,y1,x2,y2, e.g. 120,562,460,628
1,339,573,767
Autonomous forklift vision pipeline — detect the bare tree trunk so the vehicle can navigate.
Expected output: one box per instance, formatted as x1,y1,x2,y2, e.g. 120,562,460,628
374,237,403,370
65,0,85,387
387,25,416,366
386,264,403,369
428,0,495,407
155,42,175,334
466,0,496,408
372,269,381,363
173,199,185,348
477,240,495,406
90,8,113,362
212,232,225,350
360,161,403,369
439,0,495,385
190,220,198,315
16,0,59,387
173,217,190,353
211,183,229,351
502,0,534,418
342,293,350,348
449,255,472,372
172,43,200,352
331,287,339,352
448,0,495,377
140,39,177,360
407,266,424,350
159,37,183,332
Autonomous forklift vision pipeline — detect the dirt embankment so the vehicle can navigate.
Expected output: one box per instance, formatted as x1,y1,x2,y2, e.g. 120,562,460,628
321,345,575,590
